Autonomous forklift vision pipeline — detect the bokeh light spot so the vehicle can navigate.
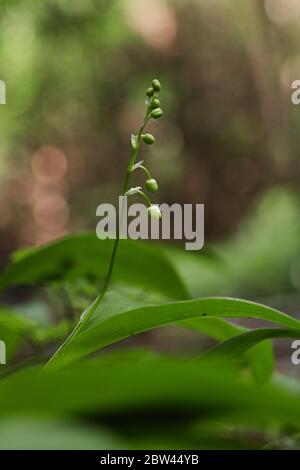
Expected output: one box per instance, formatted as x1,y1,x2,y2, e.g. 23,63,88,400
31,146,68,182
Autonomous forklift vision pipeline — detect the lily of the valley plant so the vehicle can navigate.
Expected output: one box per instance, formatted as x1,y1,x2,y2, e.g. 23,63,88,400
46,79,164,367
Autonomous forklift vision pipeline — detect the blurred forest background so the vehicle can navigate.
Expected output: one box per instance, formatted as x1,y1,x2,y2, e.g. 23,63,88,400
1,0,300,372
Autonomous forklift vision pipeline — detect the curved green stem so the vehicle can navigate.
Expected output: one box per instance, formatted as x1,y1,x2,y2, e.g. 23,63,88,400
137,189,152,207
44,104,152,369
133,164,151,179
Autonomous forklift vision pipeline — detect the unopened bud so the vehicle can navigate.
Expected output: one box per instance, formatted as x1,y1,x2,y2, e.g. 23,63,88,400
142,133,155,145
151,98,160,109
146,87,154,98
145,178,158,192
151,108,163,119
152,79,161,92
148,205,161,220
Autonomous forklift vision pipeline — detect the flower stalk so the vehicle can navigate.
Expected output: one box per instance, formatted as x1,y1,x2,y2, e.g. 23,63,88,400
45,79,163,368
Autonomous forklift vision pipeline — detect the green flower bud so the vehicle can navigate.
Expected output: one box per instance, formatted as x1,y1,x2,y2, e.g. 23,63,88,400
142,133,155,145
151,108,163,119
148,205,161,220
145,178,158,192
152,79,161,92
151,98,160,109
146,87,154,98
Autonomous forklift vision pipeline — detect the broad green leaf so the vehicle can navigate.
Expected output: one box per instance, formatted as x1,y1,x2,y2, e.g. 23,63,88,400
2,353,300,430
0,309,37,361
183,318,274,382
4,233,273,378
0,418,124,450
0,233,188,300
0,415,258,450
46,292,300,369
76,294,274,382
183,317,245,339
205,327,300,359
